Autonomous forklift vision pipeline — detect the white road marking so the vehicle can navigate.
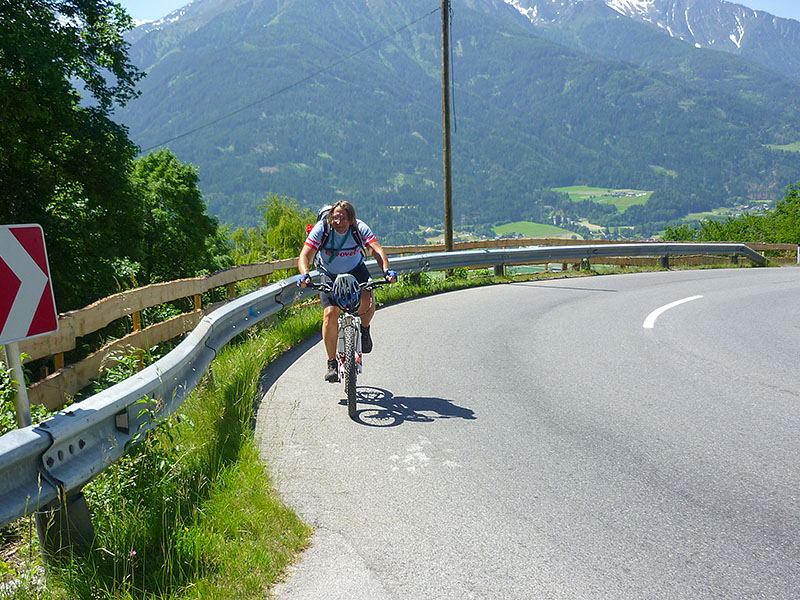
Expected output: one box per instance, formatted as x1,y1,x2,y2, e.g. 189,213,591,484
643,295,704,329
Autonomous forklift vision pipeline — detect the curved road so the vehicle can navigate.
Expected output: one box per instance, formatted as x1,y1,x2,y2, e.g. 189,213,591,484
256,267,800,599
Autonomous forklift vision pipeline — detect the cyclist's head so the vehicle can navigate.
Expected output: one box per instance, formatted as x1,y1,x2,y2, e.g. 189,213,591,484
328,200,356,226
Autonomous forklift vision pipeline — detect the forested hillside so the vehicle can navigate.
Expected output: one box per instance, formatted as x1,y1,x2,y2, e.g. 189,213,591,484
118,0,800,240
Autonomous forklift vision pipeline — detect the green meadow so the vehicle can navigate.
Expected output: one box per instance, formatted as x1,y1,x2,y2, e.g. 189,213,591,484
553,185,652,212
493,221,580,238
685,207,731,221
767,141,800,153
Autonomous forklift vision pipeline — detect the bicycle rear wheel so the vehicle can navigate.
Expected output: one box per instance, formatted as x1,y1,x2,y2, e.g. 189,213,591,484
343,324,358,420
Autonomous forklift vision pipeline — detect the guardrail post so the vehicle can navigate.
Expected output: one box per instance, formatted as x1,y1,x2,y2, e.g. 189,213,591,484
228,283,236,299
493,264,505,277
730,254,739,266
36,490,95,560
194,294,202,311
580,258,591,271
132,311,141,332
660,255,669,269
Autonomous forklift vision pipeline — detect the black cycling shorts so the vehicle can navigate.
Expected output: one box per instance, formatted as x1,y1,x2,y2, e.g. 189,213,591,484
319,261,371,309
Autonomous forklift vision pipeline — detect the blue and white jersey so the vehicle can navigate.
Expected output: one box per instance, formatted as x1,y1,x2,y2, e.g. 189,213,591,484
304,219,377,274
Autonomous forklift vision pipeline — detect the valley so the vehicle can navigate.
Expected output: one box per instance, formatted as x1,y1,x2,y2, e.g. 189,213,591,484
119,0,800,242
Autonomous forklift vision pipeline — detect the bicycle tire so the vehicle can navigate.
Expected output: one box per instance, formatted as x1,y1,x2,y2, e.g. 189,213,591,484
343,324,358,420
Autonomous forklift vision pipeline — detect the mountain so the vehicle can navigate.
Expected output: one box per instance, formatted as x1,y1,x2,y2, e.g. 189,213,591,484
505,0,800,81
117,0,800,239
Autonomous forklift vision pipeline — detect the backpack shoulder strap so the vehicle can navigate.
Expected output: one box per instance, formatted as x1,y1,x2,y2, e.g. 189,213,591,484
319,220,332,249
350,224,365,251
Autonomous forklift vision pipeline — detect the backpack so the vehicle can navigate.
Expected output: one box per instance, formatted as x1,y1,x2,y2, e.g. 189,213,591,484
306,205,365,268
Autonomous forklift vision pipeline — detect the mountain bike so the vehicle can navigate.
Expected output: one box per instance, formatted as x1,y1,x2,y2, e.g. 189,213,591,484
302,273,392,420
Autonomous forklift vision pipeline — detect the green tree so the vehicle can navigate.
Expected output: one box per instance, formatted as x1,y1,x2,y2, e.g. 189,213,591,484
662,224,699,241
0,0,143,310
229,195,314,264
773,184,800,243
131,149,221,283
229,226,268,265
260,194,315,260
663,184,800,244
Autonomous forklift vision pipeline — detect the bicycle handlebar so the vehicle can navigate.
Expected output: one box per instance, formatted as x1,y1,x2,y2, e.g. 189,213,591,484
302,277,392,293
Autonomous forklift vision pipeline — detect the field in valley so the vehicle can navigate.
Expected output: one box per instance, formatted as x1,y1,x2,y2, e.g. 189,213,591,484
553,185,652,212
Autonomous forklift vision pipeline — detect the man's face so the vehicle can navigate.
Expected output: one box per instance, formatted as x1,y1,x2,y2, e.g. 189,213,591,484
330,206,350,233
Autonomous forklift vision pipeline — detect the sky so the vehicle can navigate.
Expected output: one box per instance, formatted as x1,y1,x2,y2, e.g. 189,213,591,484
119,0,190,23
740,0,800,22
118,0,800,24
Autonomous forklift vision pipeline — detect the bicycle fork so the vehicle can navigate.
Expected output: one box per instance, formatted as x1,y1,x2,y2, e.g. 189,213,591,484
337,314,363,378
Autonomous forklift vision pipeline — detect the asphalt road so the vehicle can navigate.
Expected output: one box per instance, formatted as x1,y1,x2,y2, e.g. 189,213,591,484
256,267,800,599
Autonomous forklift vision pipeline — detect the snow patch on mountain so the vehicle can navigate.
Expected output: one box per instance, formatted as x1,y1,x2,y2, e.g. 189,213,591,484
606,0,653,18
133,2,192,32
730,15,745,48
505,0,540,22
684,7,694,38
502,0,798,52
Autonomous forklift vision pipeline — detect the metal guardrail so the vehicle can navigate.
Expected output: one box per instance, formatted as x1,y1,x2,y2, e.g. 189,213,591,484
0,279,309,527
0,243,767,528
383,242,769,272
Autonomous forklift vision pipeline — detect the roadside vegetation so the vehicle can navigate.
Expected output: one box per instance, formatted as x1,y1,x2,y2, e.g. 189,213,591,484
663,184,800,245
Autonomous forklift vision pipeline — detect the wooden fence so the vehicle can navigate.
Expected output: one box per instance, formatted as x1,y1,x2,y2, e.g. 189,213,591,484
10,239,796,410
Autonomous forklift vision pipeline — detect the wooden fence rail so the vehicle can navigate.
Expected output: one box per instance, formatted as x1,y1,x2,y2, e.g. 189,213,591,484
18,258,295,409
10,239,796,410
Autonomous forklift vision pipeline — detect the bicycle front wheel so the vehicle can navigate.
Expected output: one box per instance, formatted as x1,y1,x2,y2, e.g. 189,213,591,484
343,324,358,420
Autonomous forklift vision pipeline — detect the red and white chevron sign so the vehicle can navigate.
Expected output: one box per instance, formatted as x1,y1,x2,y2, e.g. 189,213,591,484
0,224,58,345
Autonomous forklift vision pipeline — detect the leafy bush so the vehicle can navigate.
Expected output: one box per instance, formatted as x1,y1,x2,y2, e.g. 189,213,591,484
92,346,165,394
664,184,800,244
0,360,54,436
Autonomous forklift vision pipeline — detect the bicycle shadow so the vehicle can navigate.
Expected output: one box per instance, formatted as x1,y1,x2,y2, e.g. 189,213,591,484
340,386,477,427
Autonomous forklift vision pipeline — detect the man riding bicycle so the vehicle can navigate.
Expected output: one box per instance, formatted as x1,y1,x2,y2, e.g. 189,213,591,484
298,200,397,382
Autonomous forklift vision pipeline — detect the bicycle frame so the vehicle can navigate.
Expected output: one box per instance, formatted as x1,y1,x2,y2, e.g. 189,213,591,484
337,312,363,378
305,272,390,419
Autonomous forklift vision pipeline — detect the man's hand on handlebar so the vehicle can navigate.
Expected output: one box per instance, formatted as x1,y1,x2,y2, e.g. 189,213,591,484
297,273,311,288
383,269,398,283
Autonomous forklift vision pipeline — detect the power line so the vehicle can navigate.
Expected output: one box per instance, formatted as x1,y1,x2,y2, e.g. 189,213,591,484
141,6,441,153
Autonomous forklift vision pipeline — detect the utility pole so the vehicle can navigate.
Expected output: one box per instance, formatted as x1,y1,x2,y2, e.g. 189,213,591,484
441,0,453,252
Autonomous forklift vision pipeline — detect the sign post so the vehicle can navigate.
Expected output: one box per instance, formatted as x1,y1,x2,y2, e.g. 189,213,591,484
6,342,30,427
0,224,58,428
